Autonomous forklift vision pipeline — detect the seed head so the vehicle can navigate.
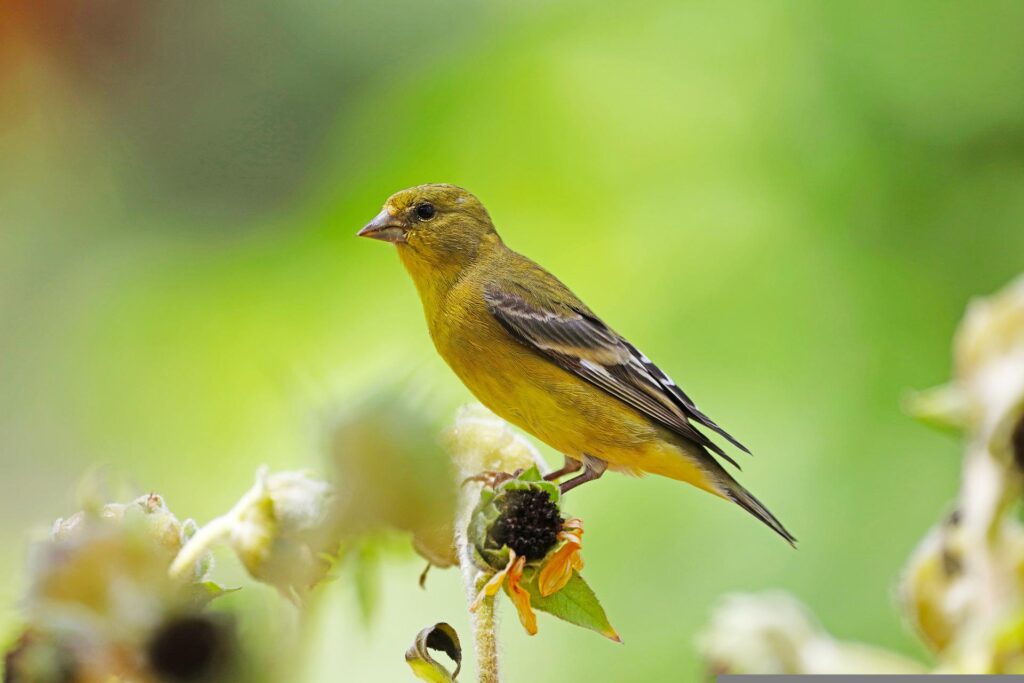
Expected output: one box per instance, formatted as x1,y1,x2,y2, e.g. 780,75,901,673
490,488,564,561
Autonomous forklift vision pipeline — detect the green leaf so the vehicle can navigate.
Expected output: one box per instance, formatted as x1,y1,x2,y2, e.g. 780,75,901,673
405,622,461,682
186,581,241,608
352,539,381,624
516,465,543,482
521,567,620,642
904,384,967,434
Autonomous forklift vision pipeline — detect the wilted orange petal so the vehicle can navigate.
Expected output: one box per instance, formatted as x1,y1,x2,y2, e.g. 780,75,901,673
537,520,586,597
470,553,513,612
505,555,537,635
538,543,576,597
560,532,582,546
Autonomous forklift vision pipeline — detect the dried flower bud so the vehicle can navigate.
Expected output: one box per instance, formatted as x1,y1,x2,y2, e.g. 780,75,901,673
264,471,334,532
899,514,965,653
959,279,1024,463
917,276,1024,459
698,592,926,675
226,469,338,598
956,276,1024,381
24,506,230,683
51,493,200,571
909,277,1024,462
444,404,547,478
328,391,458,569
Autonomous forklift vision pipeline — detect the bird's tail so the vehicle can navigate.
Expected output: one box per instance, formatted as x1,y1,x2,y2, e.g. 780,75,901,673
643,439,797,546
720,475,797,547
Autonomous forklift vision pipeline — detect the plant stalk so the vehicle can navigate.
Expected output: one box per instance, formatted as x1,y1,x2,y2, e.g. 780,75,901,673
470,592,500,683
168,466,269,580
168,513,234,579
456,481,501,683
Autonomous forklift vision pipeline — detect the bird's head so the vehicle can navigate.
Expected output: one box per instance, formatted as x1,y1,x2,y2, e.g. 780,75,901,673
358,184,497,266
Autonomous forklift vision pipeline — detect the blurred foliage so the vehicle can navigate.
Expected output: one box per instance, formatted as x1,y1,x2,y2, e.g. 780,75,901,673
9,493,263,683
699,276,1024,675
328,390,457,569
2,0,1024,680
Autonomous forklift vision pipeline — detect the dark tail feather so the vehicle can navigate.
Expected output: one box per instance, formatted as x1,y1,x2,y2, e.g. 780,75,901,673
725,481,797,547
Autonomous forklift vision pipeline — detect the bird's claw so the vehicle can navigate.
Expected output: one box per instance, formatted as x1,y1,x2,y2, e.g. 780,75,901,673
461,469,524,489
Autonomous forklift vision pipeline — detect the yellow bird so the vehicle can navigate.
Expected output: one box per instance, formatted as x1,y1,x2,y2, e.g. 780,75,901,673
358,184,795,544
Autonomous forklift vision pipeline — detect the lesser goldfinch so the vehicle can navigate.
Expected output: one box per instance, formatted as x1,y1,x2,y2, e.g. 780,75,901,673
358,184,795,544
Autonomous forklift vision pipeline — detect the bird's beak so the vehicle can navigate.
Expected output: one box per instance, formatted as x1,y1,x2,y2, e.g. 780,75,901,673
357,208,407,244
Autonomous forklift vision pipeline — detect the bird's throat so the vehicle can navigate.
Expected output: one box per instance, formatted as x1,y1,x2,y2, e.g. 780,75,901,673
397,245,464,316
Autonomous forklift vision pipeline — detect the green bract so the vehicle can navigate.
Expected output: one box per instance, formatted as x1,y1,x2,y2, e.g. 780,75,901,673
467,467,560,571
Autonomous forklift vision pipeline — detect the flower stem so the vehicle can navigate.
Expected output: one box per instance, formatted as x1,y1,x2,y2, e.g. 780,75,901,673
168,513,234,580
168,466,269,580
456,481,501,683
470,592,500,683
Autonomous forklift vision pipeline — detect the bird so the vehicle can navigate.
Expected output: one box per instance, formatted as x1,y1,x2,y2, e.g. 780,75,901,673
358,184,795,545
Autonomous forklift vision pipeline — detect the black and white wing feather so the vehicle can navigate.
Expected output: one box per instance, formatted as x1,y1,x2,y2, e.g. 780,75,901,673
484,287,749,467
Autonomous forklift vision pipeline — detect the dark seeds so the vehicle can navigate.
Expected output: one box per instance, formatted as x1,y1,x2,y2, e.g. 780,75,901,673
147,614,233,682
490,489,564,560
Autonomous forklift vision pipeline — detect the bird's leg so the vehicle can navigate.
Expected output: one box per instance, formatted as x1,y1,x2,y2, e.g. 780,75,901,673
559,457,607,494
543,455,583,482
462,468,524,489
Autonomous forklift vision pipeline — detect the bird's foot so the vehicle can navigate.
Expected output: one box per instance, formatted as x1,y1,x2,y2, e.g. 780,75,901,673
462,469,524,489
543,456,583,482
559,457,607,494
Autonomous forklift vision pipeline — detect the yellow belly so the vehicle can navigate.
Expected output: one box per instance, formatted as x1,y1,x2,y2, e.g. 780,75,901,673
429,298,721,495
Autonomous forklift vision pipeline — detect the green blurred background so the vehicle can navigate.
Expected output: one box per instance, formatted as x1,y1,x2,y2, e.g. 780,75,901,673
3,0,1024,679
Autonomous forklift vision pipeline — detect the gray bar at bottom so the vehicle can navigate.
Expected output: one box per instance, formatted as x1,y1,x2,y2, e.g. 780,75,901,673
721,677,1024,682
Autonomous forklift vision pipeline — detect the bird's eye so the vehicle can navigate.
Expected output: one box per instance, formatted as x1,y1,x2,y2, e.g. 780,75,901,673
415,202,436,221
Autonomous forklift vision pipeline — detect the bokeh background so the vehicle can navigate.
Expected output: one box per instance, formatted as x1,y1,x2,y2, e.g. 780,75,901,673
3,0,1024,679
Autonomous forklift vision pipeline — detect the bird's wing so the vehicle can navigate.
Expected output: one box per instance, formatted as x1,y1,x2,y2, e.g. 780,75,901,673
484,286,749,466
